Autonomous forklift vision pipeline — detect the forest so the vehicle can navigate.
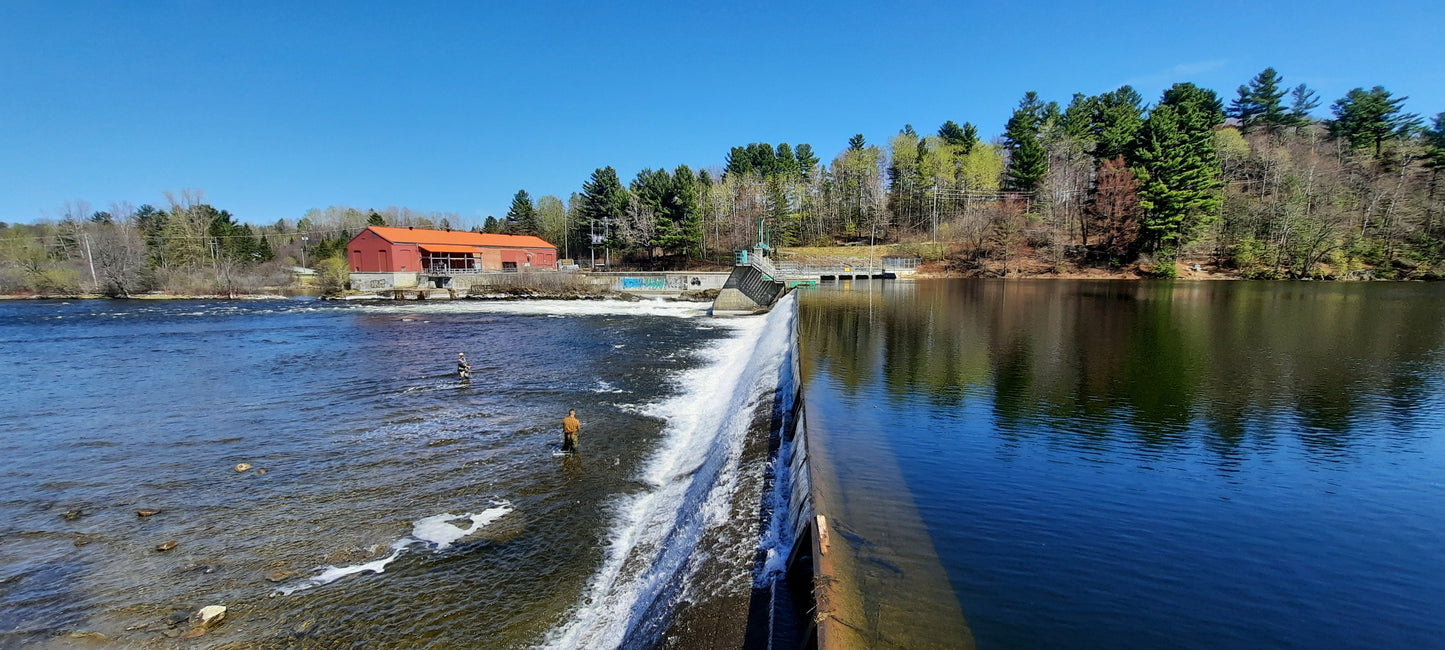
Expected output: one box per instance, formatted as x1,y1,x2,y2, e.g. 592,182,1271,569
3,66,1442,295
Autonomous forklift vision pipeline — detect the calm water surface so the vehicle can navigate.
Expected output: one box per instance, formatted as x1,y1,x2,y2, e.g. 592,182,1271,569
799,280,1445,649
0,297,771,647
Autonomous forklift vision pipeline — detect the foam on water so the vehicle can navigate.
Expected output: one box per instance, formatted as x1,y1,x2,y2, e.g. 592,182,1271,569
350,298,706,319
542,294,797,649
278,503,513,596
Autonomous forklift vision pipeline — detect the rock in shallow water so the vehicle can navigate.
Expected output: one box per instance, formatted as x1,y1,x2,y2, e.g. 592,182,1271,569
155,540,177,551
136,508,160,517
196,605,227,628
234,463,252,472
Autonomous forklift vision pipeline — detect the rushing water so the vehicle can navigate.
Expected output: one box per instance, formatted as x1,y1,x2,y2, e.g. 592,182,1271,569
798,279,1445,648
0,297,791,647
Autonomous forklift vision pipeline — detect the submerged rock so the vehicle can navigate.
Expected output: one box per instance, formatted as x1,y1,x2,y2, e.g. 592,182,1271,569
266,569,294,583
136,508,161,517
256,468,267,475
61,509,83,521
155,540,178,552
195,605,227,628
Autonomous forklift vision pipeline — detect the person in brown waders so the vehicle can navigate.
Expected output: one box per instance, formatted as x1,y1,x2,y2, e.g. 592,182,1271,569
457,353,472,381
562,409,581,453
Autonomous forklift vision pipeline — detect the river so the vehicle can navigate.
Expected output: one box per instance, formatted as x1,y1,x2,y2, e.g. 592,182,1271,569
0,297,792,647
797,279,1445,648
4,280,1443,648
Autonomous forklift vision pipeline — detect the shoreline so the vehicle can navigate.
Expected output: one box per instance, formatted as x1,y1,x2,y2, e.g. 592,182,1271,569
3,272,1436,302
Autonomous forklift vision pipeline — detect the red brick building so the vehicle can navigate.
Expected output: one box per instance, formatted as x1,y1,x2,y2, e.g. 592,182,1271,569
348,226,557,274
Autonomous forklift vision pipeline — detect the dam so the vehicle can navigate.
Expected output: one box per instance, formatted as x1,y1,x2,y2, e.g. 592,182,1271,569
2,281,1443,648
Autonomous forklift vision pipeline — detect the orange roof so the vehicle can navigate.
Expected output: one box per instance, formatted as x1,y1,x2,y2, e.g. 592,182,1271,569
418,244,480,254
364,226,554,249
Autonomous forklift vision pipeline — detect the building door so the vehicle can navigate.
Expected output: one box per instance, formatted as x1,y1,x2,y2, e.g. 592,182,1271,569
379,249,389,271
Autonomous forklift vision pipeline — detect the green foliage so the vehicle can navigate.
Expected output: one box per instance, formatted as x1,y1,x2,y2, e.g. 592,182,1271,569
937,120,978,153
316,257,351,296
1135,86,1224,257
847,133,867,151
1080,86,1146,162
1004,91,1058,192
1229,67,1290,134
367,211,386,226
577,166,630,251
794,144,819,174
506,189,538,235
483,215,500,233
1329,86,1421,157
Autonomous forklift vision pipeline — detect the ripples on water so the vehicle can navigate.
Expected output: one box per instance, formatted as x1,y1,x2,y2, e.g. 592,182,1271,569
0,297,764,647
800,280,1445,649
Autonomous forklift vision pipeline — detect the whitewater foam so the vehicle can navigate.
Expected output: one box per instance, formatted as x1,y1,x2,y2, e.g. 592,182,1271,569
542,294,797,649
350,299,706,319
278,502,513,596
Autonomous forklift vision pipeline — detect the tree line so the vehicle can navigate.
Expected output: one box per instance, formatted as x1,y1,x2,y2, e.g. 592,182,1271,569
4,66,1442,296
494,67,1442,278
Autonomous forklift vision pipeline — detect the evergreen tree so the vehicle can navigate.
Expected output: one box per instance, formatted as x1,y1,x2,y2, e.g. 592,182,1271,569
847,133,867,150
577,167,629,252
669,165,703,256
938,120,968,146
1287,84,1321,127
1004,92,1051,193
794,143,819,174
1006,134,1048,193
775,143,801,176
506,189,538,235
1093,85,1146,161
1134,92,1224,266
725,146,753,176
1229,67,1289,134
1329,86,1421,157
367,211,386,226
483,216,499,233
1063,93,1098,142
1425,112,1445,170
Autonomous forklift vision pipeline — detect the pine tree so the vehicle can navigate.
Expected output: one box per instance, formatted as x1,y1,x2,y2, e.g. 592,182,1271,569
483,216,499,233
367,211,385,226
1004,92,1050,193
1329,86,1421,158
506,189,538,235
1006,134,1048,193
1093,86,1145,161
794,144,819,174
848,134,867,150
938,120,968,146
1229,67,1289,134
1287,84,1321,128
577,167,629,252
775,143,801,176
1134,94,1224,266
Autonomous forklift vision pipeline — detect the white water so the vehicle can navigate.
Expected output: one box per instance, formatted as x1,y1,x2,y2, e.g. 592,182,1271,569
278,503,513,596
542,294,797,649
350,298,707,318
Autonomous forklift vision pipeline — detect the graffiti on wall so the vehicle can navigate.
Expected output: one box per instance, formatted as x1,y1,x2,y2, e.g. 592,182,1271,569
621,277,667,290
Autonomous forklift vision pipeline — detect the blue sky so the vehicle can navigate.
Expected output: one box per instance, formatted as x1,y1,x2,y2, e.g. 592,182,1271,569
2,0,1442,226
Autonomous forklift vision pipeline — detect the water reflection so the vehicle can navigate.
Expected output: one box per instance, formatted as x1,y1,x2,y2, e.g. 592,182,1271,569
798,279,1445,648
802,280,1445,457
